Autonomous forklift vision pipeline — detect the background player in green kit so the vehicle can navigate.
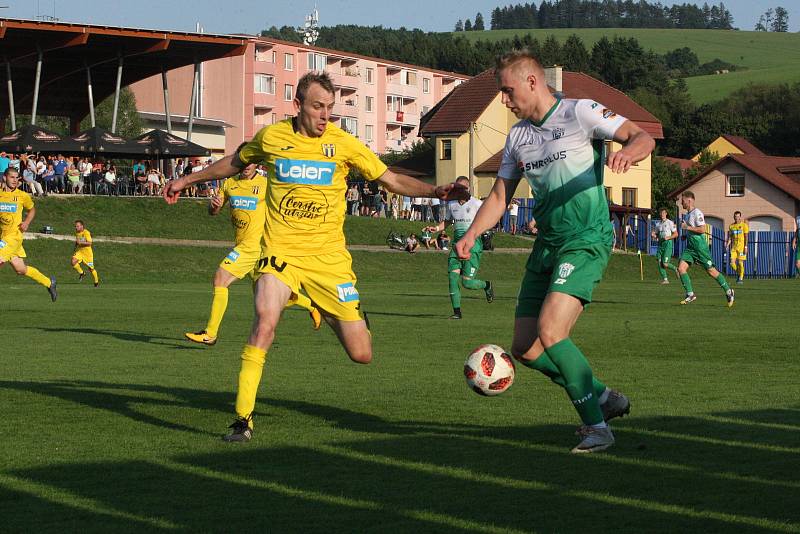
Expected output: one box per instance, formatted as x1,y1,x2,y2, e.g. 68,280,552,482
456,49,655,453
676,191,734,307
651,208,678,284
424,175,493,319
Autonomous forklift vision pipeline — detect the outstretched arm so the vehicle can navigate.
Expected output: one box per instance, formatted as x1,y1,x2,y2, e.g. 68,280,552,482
377,169,469,202
164,155,241,204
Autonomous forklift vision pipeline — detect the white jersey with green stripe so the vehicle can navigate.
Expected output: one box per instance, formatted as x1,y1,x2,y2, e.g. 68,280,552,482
498,98,626,247
447,197,483,240
654,219,677,241
683,207,708,250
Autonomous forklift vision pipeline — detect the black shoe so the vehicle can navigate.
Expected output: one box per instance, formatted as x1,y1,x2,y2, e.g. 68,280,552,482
94,280,100,287
78,272,85,282
48,277,58,302
484,281,494,303
222,415,253,442
448,313,462,320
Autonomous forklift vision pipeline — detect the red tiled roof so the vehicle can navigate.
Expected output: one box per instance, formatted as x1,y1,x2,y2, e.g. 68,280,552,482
420,69,499,135
420,68,664,138
475,150,503,173
658,156,695,171
720,134,764,155
669,154,800,200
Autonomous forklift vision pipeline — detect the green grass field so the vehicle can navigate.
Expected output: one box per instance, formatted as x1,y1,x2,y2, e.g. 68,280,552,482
457,28,800,103
2,237,799,532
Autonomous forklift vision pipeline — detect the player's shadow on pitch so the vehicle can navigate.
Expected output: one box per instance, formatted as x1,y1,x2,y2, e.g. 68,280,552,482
0,380,229,436
20,326,204,350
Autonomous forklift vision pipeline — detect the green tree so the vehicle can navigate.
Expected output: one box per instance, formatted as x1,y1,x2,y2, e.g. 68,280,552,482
79,87,143,138
464,18,473,31
454,19,464,31
651,155,686,213
474,12,485,30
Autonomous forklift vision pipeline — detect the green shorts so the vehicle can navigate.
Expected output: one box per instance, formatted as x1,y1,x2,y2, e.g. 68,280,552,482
448,238,483,278
656,240,673,264
680,245,715,270
516,233,612,318
796,246,800,261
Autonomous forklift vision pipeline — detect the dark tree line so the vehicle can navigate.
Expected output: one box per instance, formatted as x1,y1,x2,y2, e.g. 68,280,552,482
472,1,734,30
754,7,789,32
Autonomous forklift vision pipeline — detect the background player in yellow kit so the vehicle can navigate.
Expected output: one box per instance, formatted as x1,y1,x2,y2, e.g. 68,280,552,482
72,220,100,287
0,168,58,301
185,151,321,346
725,211,748,285
164,72,465,442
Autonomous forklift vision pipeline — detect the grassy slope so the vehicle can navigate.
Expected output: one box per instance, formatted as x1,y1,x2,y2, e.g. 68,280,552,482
1,240,799,532
29,196,531,248
457,28,800,103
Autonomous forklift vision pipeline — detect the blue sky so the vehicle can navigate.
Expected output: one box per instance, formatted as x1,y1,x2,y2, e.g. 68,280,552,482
6,0,798,34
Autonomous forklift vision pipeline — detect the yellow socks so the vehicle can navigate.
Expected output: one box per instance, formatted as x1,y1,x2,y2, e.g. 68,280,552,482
73,263,84,275
235,344,267,425
90,268,100,284
25,266,51,288
205,286,229,338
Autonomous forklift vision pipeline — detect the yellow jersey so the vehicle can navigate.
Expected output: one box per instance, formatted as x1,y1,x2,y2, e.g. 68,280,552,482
75,229,93,249
218,173,268,251
238,119,387,256
729,222,749,250
0,188,33,241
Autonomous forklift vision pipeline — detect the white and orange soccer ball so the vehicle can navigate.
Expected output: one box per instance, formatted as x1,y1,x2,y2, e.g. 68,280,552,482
464,344,515,396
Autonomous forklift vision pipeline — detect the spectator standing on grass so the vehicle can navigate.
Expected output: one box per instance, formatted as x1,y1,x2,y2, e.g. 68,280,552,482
43,164,56,194
346,183,359,215
53,155,68,194
21,154,43,197
508,199,520,234
67,163,82,194
431,197,441,222
390,194,399,220
402,195,411,219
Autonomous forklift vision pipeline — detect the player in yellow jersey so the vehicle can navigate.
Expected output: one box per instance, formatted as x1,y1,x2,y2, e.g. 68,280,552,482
184,153,321,346
725,211,748,285
0,168,58,301
164,72,466,442
72,219,100,287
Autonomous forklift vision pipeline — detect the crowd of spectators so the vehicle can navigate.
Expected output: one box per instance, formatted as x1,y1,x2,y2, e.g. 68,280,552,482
346,181,445,222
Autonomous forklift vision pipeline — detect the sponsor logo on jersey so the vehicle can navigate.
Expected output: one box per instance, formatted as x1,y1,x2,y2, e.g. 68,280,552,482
275,159,335,185
337,282,359,303
519,151,567,171
279,186,328,229
226,250,241,262
322,144,336,158
0,202,18,213
230,196,258,211
552,127,565,140
0,240,6,249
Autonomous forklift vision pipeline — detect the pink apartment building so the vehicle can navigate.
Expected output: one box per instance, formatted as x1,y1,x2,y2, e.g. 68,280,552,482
130,36,469,156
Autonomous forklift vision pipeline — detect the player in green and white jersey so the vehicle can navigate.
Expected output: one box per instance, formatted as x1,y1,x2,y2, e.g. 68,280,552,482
677,191,734,306
455,49,655,453
424,176,493,319
651,208,678,284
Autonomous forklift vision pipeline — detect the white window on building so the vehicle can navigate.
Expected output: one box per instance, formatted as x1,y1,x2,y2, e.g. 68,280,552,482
440,139,452,160
365,125,374,142
366,67,374,84
401,70,418,86
284,53,294,71
727,174,745,196
341,117,358,136
254,74,275,94
365,96,374,112
622,187,637,207
284,114,294,120
255,46,274,62
284,84,294,101
423,78,430,93
387,95,402,112
307,53,327,72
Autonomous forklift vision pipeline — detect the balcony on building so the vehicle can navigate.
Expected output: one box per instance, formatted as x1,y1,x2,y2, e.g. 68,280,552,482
386,97,419,127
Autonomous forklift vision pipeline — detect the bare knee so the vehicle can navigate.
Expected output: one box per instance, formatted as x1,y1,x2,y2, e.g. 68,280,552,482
537,324,567,349
250,313,276,347
678,264,689,275
348,348,372,364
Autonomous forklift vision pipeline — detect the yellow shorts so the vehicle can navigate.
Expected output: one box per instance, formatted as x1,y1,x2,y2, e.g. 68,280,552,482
73,249,95,268
256,248,362,321
0,236,25,262
219,246,260,280
730,248,746,262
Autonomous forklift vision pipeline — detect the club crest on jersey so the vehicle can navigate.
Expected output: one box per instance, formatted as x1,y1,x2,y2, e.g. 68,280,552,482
322,144,336,158
558,262,575,279
552,127,565,140
336,282,359,303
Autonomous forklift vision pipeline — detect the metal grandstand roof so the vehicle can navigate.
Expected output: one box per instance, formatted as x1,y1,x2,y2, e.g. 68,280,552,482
0,18,247,124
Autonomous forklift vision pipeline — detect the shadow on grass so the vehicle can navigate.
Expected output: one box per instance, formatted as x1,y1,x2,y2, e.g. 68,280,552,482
19,326,203,350
1,385,798,533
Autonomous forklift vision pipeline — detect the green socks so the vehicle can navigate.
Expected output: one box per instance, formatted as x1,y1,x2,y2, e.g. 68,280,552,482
520,351,607,400
448,271,461,309
545,338,604,425
680,273,693,294
716,273,730,292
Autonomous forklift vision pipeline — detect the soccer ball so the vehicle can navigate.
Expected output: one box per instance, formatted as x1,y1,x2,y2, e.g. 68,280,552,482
464,344,515,396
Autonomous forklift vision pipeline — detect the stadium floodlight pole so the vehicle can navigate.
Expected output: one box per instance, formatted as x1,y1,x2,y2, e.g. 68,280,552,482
111,53,124,133
161,67,172,134
187,59,200,141
85,60,96,128
4,58,15,131
30,46,43,125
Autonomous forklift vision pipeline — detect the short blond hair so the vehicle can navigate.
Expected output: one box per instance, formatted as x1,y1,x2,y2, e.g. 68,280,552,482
495,49,544,79
681,191,695,200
